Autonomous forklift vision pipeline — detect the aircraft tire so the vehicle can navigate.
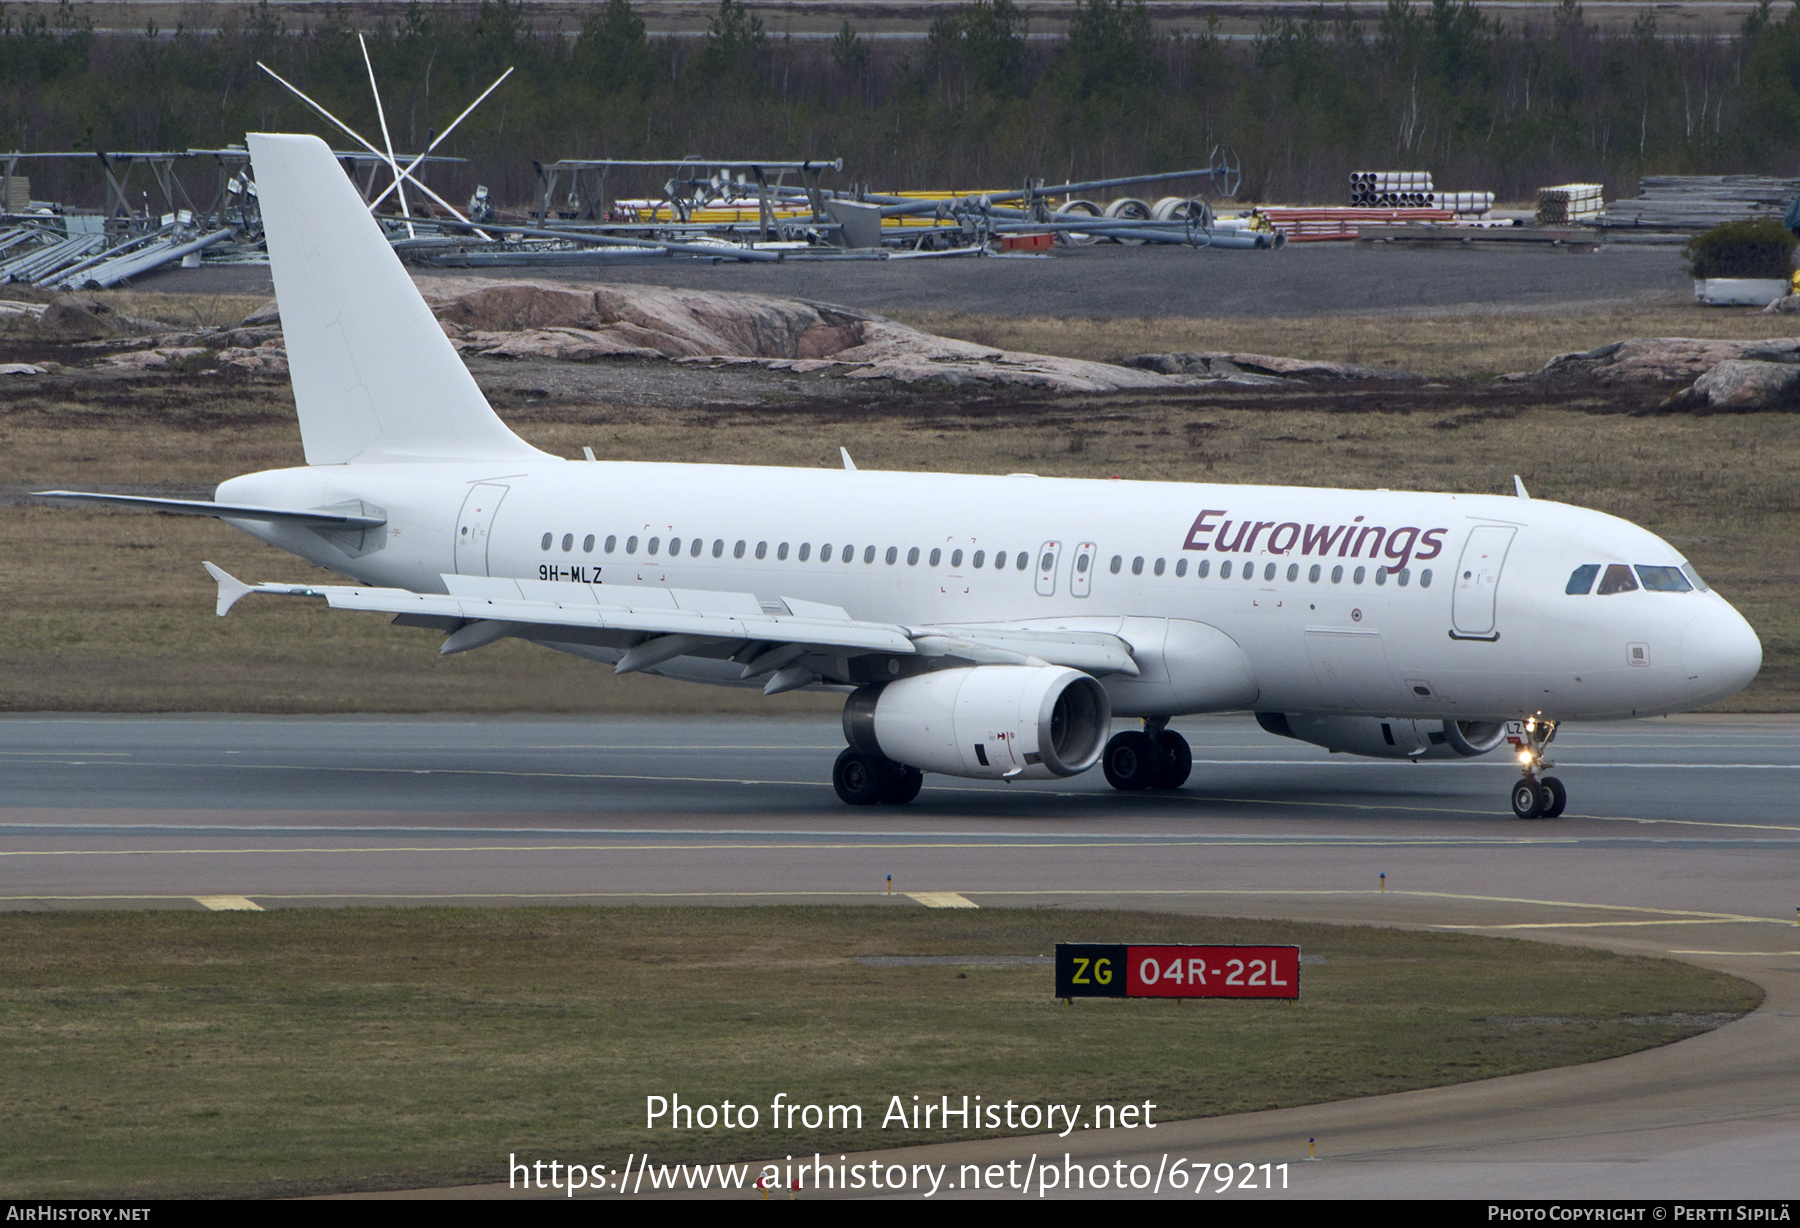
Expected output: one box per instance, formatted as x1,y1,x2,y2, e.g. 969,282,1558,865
880,765,924,805
1510,778,1546,820
1539,775,1567,818
1103,731,1163,791
1152,730,1193,789
834,748,894,806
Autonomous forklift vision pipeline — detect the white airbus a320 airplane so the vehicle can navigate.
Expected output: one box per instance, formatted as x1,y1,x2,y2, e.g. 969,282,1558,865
41,134,1764,817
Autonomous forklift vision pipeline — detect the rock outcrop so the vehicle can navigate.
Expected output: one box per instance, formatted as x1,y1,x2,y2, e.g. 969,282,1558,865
1120,351,1412,383
417,277,1190,392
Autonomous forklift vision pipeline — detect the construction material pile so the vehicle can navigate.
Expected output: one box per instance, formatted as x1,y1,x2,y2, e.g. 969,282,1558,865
1349,172,1494,218
1536,184,1604,225
1600,176,1800,230
1350,172,1435,207
1259,206,1454,243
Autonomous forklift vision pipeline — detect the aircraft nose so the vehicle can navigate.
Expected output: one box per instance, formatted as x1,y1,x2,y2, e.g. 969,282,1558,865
1682,601,1763,704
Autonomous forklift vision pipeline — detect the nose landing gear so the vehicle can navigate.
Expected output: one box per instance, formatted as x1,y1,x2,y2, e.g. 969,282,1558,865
1506,717,1566,819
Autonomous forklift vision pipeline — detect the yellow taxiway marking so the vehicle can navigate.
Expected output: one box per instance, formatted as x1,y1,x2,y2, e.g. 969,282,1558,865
1433,919,1747,930
193,895,262,911
907,892,978,909
1671,950,1800,956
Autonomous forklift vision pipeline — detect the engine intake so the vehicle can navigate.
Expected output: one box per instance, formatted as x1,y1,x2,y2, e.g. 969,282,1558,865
845,666,1111,780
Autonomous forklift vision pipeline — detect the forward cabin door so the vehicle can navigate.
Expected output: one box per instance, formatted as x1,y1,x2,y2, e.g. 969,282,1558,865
455,483,509,577
1450,525,1516,641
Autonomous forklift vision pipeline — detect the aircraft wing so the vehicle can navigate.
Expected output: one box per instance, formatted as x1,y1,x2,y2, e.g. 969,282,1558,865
204,565,1140,685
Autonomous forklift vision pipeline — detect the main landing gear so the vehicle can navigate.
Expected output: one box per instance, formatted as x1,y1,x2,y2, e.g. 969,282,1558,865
832,748,924,806
1506,716,1566,819
1102,717,1193,791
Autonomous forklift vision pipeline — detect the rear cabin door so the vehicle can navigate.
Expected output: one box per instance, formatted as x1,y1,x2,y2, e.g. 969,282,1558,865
1450,525,1516,640
455,483,509,577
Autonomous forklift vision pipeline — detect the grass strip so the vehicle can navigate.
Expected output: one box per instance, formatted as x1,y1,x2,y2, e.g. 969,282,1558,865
0,906,1760,1197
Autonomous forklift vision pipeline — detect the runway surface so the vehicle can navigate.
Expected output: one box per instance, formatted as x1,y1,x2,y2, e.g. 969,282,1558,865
4,711,1797,1199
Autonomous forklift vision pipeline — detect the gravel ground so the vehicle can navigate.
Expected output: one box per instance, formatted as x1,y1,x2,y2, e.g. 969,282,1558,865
130,240,1692,320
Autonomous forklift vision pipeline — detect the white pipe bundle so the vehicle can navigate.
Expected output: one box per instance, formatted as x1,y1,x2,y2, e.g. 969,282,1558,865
1350,171,1433,206
1441,191,1495,216
1536,183,1604,225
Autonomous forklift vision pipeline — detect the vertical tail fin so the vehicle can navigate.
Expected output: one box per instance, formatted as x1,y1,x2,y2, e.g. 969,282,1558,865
247,133,548,466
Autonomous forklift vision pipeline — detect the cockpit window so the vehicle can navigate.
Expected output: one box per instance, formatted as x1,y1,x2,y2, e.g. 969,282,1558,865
1596,563,1639,595
1566,564,1599,595
1682,563,1709,592
1636,565,1693,592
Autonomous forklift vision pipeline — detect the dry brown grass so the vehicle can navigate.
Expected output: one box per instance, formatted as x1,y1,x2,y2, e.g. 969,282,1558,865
892,303,1800,379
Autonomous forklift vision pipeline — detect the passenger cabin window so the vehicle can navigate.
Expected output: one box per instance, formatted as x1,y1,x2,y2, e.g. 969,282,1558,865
1566,564,1600,595
1175,558,1187,577
886,547,898,565
1131,557,1144,576
604,535,617,553
1636,565,1693,592
562,534,574,552
626,536,638,554
1153,558,1166,576
735,541,747,559
798,543,811,562
778,543,790,560
1596,563,1639,595
1263,563,1276,581
1420,569,1433,588
540,533,552,551
1015,551,1029,571
1221,561,1233,579
668,537,681,555
756,542,768,560
930,548,942,567
713,539,725,558
691,539,703,558
907,547,919,565
583,534,595,553
648,537,660,555
1197,559,1210,578
1110,555,1122,574
1287,564,1299,582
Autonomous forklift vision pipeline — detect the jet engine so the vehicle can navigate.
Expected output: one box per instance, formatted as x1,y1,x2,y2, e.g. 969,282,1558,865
1256,712,1507,760
844,666,1111,780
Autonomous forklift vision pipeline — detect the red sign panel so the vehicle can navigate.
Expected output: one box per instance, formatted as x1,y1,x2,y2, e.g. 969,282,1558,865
1123,945,1299,999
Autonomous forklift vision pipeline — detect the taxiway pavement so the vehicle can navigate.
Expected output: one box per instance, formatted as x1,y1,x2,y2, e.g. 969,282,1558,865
4,712,1796,1199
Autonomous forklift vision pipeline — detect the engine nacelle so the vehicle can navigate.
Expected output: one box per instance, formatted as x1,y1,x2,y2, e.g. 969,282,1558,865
1256,712,1507,760
844,666,1111,780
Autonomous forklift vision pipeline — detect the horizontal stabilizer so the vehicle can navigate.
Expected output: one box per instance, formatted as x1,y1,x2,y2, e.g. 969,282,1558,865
39,491,386,529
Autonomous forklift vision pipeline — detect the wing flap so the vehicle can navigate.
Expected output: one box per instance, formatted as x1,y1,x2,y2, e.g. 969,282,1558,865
207,565,915,654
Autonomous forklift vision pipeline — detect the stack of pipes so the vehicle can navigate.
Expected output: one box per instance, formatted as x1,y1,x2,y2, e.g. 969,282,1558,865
1350,171,1434,207
1599,176,1800,230
1535,184,1604,225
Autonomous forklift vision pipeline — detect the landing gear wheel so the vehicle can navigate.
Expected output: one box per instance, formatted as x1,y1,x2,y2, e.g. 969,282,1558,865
833,748,893,806
1152,730,1192,790
1103,731,1163,791
880,765,924,805
1538,775,1567,819
1510,778,1546,820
